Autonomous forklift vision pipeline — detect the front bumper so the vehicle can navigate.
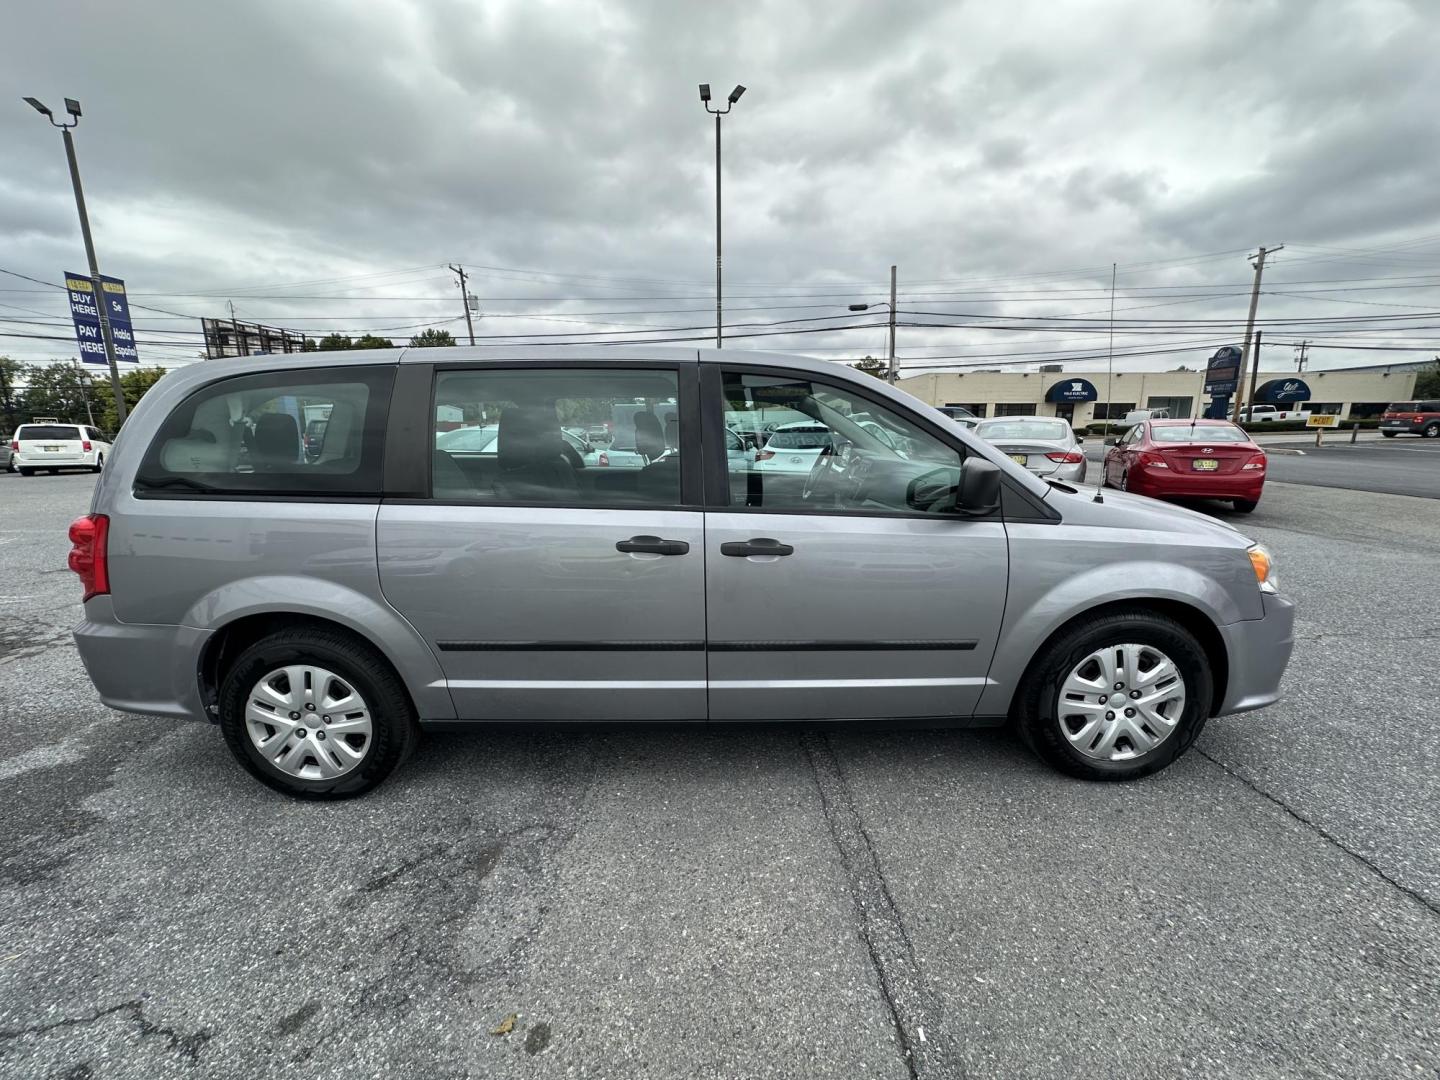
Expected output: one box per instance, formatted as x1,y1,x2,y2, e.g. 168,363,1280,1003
73,596,212,721
1215,592,1296,715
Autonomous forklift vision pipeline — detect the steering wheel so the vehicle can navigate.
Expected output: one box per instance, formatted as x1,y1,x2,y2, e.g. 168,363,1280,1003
801,443,840,503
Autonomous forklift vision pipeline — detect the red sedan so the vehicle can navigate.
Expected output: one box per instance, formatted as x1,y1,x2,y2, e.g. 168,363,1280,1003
1103,419,1267,513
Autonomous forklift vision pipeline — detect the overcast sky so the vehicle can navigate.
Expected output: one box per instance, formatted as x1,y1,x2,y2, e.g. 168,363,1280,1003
4,0,1440,377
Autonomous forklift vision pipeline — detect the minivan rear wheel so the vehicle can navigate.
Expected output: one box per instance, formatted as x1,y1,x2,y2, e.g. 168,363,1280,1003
1015,609,1212,781
218,628,418,799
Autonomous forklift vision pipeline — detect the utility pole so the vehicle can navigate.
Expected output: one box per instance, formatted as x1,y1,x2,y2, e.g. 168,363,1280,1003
25,96,128,425
1295,339,1309,372
449,264,476,346
1232,244,1282,422
72,360,97,428
887,264,898,383
1245,330,1263,422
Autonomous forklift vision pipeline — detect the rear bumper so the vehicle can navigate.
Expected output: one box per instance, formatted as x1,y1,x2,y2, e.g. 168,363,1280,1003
1215,593,1296,715
72,596,212,721
1128,469,1264,501
14,453,96,468
1380,421,1427,434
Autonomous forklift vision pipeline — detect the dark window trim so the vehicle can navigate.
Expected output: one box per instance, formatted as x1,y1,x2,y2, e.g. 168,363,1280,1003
422,361,703,510
384,496,704,513
383,361,434,498
133,492,383,504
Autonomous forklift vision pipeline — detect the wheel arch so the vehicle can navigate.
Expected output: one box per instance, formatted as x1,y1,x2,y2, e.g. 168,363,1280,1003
1004,598,1229,720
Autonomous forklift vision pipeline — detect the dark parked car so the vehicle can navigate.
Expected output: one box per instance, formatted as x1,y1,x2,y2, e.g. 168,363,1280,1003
1379,400,1440,438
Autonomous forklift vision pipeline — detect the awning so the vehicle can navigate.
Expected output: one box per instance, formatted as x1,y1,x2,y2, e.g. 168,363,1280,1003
1254,378,1312,403
1044,378,1099,403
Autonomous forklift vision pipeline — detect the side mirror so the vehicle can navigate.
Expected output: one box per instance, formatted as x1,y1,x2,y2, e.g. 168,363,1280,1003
958,457,1002,514
1104,436,1118,446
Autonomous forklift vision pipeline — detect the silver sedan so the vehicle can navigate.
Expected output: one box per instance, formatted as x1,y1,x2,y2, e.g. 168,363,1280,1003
974,415,1087,482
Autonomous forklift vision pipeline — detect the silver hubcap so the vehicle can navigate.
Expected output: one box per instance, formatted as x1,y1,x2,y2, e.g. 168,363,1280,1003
1057,643,1186,761
245,665,372,780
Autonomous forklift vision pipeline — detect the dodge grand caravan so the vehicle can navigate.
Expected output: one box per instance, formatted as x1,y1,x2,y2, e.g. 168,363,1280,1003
70,347,1295,798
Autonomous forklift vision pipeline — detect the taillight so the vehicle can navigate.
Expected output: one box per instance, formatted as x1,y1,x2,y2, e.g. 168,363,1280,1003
597,451,610,467
1044,451,1085,464
1137,452,1169,469
1242,454,1266,471
755,449,775,461
68,514,110,601
82,439,92,451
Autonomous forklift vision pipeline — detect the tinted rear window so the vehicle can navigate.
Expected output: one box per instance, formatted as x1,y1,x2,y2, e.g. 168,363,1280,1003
1387,402,1419,412
977,420,1070,441
18,425,81,441
1151,425,1250,443
136,366,394,497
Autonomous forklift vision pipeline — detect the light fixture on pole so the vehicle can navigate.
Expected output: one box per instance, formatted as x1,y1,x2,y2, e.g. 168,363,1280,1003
24,95,129,425
848,265,899,383
700,82,745,348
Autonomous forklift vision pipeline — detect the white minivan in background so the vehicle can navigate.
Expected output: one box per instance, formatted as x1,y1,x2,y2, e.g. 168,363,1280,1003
11,422,112,476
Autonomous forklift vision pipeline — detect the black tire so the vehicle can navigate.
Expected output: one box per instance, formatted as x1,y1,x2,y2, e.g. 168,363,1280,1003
1424,422,1440,439
1381,431,1398,438
218,627,418,799
1014,608,1213,781
92,453,104,473
18,468,34,477
1232,498,1259,513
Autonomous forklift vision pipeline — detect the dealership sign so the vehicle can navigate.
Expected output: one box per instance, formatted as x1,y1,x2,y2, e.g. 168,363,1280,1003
1203,345,1241,395
65,271,139,365
1255,377,1312,403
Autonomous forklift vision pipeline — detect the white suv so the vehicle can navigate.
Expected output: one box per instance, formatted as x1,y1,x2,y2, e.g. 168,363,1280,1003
12,422,112,476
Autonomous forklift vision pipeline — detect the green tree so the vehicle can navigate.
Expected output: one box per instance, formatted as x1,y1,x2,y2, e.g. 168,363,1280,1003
852,355,887,380
352,334,395,350
317,333,354,351
1415,361,1440,399
89,366,169,432
0,356,22,436
409,328,456,348
18,362,93,426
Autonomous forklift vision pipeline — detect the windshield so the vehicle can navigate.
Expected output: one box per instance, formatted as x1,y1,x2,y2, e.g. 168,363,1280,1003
17,425,81,441
976,419,1070,442
1151,425,1250,443
765,429,832,450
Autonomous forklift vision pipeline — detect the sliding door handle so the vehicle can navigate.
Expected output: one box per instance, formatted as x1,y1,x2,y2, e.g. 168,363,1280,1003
720,537,794,557
616,535,690,556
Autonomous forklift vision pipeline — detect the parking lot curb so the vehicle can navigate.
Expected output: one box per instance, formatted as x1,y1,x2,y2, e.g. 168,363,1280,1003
1267,448,1306,456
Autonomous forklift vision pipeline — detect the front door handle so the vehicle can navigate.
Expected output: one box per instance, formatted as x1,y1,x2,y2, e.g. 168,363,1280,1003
720,537,794,557
616,535,690,556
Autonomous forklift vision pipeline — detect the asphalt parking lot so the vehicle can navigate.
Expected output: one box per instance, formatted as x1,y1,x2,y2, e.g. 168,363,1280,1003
2,467,1438,1079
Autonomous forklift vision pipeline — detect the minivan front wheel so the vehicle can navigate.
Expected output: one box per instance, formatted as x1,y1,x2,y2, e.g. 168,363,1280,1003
219,628,417,798
1015,609,1212,781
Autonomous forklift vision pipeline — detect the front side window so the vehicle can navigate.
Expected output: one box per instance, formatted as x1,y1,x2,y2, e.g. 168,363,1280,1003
721,370,963,515
136,366,393,496
432,367,682,506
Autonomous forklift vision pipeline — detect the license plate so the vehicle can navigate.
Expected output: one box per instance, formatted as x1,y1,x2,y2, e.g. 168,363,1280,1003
1192,458,1219,471
43,445,61,452
1009,454,1027,465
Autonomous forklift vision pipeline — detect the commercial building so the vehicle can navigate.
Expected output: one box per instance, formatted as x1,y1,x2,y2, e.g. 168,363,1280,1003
897,366,1419,425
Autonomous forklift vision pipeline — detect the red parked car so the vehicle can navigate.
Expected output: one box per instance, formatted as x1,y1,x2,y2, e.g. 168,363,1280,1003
1103,419,1266,513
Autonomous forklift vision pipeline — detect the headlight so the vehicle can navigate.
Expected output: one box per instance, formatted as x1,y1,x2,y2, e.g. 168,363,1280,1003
1248,544,1278,594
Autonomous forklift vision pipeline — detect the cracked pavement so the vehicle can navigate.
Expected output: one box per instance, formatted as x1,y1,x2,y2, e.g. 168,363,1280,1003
1,472,1438,1078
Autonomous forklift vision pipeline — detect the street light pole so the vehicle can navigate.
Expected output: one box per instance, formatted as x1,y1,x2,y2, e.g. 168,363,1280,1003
24,96,128,426
700,83,745,349
849,267,900,383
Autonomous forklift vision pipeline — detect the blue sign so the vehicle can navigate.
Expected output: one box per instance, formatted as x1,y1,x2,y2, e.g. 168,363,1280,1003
65,271,139,365
1045,378,1098,403
1204,345,1241,395
1255,377,1311,403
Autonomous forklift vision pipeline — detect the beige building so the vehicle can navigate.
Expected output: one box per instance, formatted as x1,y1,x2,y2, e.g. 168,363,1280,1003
898,367,1419,425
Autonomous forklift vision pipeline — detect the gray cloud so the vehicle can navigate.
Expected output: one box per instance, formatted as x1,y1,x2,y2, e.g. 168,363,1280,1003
3,0,1439,374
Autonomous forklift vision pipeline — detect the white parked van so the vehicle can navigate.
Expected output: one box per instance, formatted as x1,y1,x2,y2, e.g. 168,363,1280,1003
11,422,112,476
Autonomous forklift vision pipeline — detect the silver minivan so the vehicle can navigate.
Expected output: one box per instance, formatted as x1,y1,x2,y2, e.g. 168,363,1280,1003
70,347,1294,798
